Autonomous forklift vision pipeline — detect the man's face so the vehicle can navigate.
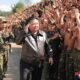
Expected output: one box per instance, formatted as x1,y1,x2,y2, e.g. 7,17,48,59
29,19,39,33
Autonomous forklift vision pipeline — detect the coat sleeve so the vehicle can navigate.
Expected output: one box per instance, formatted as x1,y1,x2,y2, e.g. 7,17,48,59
15,30,26,45
45,33,53,58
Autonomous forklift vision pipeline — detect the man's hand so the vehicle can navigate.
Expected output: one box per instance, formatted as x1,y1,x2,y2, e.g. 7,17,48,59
24,25,29,33
48,57,53,65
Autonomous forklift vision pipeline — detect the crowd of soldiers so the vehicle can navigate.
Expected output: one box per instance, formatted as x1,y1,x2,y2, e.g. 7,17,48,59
0,0,80,79
0,0,80,51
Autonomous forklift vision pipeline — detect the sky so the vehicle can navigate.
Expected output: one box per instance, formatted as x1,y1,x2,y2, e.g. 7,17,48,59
24,0,41,6
0,0,41,12
0,0,19,12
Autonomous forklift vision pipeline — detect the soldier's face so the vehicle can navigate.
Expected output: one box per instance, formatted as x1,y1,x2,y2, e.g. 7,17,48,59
29,19,39,33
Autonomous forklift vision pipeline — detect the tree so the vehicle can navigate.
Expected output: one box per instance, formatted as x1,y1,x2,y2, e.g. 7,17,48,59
12,1,25,13
0,10,11,17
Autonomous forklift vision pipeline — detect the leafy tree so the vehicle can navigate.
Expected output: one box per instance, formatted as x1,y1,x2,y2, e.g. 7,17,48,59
0,10,11,17
12,1,25,13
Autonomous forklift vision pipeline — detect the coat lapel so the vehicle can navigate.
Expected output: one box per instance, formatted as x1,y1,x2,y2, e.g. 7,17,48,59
29,35,38,49
25,35,38,52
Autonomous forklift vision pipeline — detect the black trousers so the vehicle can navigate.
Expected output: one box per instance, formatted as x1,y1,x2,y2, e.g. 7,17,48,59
47,54,61,80
20,59,43,80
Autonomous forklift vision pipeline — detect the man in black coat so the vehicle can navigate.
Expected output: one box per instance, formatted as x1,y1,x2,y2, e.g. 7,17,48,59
47,26,63,80
15,17,53,80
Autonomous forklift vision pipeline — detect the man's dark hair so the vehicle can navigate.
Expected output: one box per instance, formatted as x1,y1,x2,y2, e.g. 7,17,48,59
25,16,39,26
25,15,34,25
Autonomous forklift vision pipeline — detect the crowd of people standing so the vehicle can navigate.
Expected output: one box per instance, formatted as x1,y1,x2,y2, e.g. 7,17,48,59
0,0,80,80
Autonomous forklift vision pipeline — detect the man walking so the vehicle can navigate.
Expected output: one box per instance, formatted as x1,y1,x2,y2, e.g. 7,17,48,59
15,17,53,80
